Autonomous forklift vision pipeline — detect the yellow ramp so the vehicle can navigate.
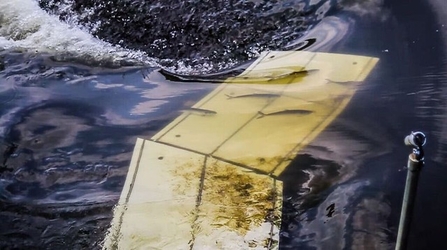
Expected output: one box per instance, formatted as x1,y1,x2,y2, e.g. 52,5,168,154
103,51,378,249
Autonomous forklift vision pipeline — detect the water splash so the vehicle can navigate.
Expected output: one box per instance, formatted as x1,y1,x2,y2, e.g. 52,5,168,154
0,0,158,67
38,0,323,73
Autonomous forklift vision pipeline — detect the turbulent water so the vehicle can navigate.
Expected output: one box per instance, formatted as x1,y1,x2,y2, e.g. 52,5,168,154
1,0,383,72
1,0,447,249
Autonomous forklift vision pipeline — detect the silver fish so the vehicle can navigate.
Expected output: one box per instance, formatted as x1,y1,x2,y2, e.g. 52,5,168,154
326,79,361,86
225,93,281,99
257,109,313,118
267,69,320,81
181,107,217,116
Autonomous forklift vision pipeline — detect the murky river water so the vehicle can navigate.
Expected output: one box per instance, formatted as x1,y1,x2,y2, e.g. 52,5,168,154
1,0,447,249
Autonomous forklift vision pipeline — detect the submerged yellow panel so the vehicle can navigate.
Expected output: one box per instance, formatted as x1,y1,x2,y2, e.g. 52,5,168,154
238,51,315,77
213,53,378,176
193,158,282,249
103,140,283,250
152,51,378,176
103,140,205,250
307,52,377,82
152,51,319,154
105,51,379,249
153,84,270,155
213,95,329,174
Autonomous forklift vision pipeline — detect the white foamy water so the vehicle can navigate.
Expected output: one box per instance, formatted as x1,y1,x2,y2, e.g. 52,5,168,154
0,0,159,67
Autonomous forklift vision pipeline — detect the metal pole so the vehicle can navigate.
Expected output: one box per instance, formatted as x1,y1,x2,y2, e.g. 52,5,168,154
395,131,426,250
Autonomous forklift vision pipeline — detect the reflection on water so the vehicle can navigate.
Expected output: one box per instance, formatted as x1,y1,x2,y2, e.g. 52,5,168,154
279,123,394,249
0,51,213,248
1,0,447,249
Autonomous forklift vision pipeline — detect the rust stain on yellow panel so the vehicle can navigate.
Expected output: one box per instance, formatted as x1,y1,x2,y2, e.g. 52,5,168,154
201,159,277,234
194,158,282,249
104,140,283,250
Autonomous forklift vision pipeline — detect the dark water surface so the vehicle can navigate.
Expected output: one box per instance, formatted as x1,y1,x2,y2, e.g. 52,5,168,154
1,0,447,249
